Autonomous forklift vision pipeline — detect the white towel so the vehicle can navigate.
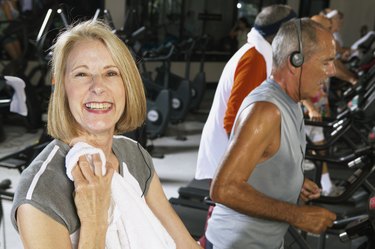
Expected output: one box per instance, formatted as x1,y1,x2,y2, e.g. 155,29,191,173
4,76,28,116
325,9,338,19
65,142,176,249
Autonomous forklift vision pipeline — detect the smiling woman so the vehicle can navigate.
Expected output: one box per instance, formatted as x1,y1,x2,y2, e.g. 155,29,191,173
63,39,126,137
47,21,146,143
10,20,202,249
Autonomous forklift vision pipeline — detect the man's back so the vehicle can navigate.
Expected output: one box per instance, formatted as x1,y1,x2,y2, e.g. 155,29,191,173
195,29,271,180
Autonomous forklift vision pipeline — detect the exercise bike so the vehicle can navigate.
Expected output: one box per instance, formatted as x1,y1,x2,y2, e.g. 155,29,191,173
0,179,14,249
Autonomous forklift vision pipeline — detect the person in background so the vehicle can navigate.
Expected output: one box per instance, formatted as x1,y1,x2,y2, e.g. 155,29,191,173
11,20,201,249
301,14,346,197
229,17,251,49
316,10,358,87
196,4,296,182
323,9,352,62
326,10,346,55
184,10,199,38
0,0,22,60
205,18,337,249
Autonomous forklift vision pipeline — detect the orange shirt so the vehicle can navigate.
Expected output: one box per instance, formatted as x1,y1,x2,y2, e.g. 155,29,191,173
223,47,267,134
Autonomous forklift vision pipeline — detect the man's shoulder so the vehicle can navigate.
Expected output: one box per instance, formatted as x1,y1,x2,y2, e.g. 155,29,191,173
242,101,281,122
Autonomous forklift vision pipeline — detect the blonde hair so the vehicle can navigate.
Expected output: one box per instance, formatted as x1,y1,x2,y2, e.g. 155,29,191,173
47,20,146,143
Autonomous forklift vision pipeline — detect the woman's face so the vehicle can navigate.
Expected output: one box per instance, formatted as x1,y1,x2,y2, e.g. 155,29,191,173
64,39,125,136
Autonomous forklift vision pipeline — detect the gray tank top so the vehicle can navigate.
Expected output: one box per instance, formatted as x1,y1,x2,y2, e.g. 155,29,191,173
206,79,306,249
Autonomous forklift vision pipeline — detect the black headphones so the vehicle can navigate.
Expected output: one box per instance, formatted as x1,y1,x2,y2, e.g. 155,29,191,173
290,18,304,68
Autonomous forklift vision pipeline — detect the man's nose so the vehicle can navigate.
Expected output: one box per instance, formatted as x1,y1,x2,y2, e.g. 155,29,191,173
327,61,336,77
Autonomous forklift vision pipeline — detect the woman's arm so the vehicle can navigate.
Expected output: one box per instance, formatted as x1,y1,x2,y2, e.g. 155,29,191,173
72,154,114,249
146,173,202,249
17,204,73,249
17,154,113,249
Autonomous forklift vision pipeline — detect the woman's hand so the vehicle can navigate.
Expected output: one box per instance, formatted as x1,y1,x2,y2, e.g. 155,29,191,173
71,154,114,248
72,154,114,225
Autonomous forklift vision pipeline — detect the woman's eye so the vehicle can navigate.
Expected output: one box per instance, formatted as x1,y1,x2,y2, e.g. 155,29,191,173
75,72,87,77
107,71,119,77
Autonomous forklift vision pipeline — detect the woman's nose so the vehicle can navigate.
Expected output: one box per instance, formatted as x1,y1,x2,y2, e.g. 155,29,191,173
90,75,105,94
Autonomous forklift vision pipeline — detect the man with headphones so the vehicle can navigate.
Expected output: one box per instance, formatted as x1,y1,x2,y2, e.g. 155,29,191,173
205,18,337,249
195,6,298,247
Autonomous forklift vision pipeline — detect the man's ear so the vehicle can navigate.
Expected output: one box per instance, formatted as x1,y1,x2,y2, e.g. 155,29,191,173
287,55,299,75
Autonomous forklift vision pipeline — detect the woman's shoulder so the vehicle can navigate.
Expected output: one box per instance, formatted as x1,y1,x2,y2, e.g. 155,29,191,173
113,135,138,146
23,139,69,174
112,135,154,194
11,139,78,234
14,139,72,199
112,135,149,157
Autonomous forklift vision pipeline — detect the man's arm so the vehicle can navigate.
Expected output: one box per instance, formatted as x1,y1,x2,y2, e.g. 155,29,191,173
301,99,322,121
334,59,358,85
211,102,336,234
300,178,321,202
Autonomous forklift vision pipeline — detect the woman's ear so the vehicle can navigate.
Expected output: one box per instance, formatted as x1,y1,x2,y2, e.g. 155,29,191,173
51,76,56,93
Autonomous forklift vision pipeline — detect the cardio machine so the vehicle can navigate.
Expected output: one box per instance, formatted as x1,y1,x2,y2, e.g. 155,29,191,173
0,179,14,249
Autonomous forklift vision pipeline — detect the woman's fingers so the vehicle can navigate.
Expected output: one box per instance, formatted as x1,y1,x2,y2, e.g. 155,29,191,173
71,156,87,187
79,155,97,182
71,153,113,185
92,154,114,180
92,154,103,177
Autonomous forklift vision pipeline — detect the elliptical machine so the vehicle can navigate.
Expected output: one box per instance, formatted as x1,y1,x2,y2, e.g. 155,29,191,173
140,45,175,141
98,9,171,153
187,35,208,111
152,42,192,126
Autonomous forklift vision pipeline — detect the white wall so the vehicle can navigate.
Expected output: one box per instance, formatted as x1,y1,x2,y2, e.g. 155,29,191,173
287,0,375,47
330,0,375,46
287,0,300,14
105,0,125,30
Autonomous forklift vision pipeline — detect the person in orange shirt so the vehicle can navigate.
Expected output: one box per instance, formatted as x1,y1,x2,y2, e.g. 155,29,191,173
196,5,297,181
